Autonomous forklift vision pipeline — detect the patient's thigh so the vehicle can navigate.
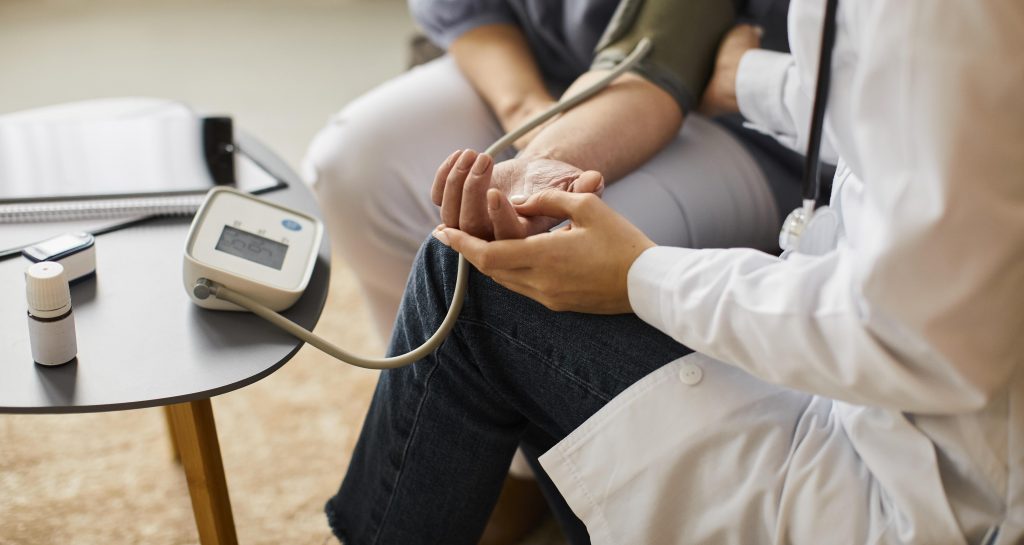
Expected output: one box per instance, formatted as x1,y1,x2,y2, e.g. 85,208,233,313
306,55,508,256
603,114,780,251
304,56,507,336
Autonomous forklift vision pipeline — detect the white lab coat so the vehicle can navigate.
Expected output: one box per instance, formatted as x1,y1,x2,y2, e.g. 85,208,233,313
538,1,1024,543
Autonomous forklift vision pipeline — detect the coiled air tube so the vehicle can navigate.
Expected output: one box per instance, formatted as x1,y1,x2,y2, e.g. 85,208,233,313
194,38,652,369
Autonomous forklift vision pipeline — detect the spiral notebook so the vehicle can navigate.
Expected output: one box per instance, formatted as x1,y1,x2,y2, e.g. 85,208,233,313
0,98,288,258
0,195,205,223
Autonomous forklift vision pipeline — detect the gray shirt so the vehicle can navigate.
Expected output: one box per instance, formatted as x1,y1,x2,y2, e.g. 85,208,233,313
408,0,791,91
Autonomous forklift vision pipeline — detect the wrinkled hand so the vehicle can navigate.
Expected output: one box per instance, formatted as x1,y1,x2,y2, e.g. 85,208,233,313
699,24,763,117
431,149,604,240
432,190,655,314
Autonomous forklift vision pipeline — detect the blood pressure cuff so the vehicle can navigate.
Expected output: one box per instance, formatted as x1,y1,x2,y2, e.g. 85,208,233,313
592,0,738,113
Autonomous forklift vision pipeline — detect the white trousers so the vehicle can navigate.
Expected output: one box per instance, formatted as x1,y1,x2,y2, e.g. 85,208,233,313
303,57,781,341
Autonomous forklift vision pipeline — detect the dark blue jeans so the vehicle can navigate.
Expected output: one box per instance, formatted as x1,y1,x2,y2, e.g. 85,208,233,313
326,238,691,544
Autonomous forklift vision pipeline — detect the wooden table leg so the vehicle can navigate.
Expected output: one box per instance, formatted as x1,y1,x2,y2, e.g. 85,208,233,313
163,406,182,463
167,399,238,545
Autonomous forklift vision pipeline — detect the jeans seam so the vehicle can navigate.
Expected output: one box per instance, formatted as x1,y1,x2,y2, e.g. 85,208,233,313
369,351,444,545
459,317,614,404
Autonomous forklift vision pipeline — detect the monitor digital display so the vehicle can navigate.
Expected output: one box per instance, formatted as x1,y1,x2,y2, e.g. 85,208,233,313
214,225,288,270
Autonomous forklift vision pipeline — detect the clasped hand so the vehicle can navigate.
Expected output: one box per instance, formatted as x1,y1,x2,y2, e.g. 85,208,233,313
432,149,604,240
431,149,655,315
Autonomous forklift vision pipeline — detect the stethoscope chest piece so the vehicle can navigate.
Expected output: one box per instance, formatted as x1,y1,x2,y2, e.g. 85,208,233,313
779,205,841,256
778,205,811,253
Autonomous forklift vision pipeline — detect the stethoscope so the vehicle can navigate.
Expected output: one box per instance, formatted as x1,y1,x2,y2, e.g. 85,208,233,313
779,3,1005,542
777,0,839,254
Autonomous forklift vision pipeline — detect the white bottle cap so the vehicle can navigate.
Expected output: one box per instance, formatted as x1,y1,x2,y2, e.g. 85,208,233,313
26,261,72,318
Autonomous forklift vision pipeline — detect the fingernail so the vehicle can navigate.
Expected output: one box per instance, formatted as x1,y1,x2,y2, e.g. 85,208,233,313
432,229,450,246
509,194,528,205
472,154,492,175
754,25,764,37
456,150,477,170
487,190,501,211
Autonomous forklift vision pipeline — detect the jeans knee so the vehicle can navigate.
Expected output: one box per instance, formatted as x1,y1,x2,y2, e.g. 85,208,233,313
410,237,461,304
388,237,462,355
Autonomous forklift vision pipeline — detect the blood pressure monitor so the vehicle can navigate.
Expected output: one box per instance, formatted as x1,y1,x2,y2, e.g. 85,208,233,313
179,38,651,370
183,187,322,311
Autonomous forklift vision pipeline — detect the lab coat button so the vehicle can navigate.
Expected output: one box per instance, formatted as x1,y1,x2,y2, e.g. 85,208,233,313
678,363,703,386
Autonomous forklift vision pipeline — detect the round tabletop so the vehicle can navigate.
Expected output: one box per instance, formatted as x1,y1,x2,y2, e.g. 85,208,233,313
0,131,331,414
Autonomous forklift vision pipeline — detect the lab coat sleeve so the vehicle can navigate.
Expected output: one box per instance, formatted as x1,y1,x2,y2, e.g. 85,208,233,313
407,0,517,49
627,0,1024,414
735,49,839,164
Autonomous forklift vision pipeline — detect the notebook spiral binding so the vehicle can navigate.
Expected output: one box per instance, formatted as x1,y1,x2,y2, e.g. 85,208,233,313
0,194,206,223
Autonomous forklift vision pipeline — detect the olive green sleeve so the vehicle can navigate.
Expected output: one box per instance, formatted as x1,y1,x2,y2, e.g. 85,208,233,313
592,0,738,113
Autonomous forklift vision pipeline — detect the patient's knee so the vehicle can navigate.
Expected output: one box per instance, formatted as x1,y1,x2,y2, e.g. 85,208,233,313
303,109,392,203
414,237,461,293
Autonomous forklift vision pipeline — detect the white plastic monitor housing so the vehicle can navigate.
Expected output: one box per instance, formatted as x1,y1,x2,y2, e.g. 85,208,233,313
183,187,323,311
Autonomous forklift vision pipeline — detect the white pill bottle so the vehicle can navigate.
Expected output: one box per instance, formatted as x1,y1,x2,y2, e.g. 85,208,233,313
25,261,78,366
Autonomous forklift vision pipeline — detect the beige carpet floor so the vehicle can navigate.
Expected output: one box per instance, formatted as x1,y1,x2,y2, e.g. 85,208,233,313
0,1,565,543
1,263,385,545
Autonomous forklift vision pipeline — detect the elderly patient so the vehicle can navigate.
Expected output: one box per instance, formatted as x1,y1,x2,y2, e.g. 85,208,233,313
324,0,1024,543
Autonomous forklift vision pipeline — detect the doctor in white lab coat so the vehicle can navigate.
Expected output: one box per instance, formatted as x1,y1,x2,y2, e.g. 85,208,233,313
436,0,1024,542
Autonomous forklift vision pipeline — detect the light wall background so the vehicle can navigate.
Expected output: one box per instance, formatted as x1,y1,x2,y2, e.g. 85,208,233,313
0,0,415,168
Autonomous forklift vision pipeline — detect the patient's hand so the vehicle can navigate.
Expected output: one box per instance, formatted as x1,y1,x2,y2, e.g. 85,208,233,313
431,149,604,240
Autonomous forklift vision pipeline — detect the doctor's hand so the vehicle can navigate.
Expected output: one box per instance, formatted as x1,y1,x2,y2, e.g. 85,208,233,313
431,149,604,241
432,190,655,315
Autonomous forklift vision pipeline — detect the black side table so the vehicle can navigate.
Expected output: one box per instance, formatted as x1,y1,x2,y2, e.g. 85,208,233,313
0,128,331,545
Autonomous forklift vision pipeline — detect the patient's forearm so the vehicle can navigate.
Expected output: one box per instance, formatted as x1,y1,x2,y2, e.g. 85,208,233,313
450,24,554,133
519,71,684,184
